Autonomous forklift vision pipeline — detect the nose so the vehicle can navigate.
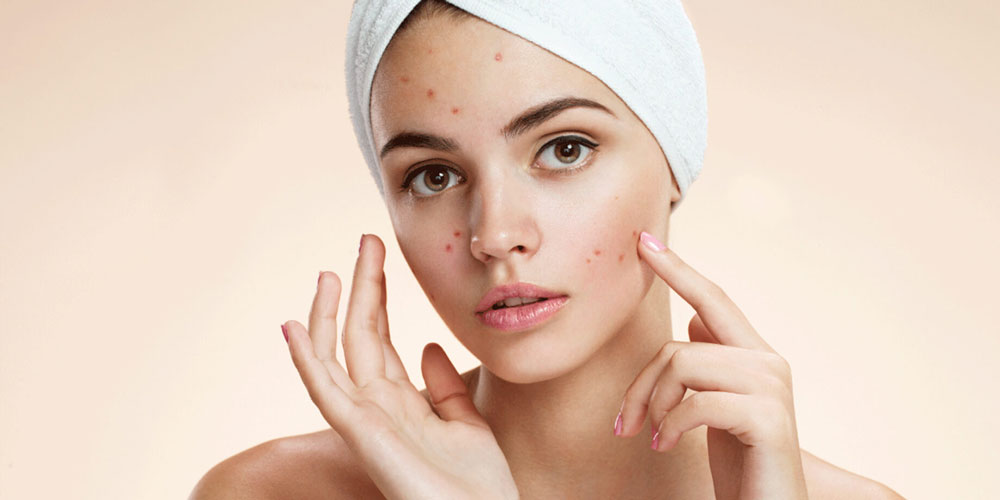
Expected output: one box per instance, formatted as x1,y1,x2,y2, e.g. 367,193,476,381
468,175,540,264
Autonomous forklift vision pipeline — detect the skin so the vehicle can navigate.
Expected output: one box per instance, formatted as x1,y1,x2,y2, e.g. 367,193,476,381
190,10,905,500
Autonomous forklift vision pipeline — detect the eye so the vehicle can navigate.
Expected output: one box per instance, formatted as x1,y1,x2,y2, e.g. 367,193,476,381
535,135,599,173
401,164,464,197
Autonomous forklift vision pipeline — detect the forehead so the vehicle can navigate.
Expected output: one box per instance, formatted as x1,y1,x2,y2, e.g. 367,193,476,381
369,14,632,148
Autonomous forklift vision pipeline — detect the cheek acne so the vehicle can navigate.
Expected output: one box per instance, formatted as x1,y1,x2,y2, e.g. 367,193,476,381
494,52,503,62
427,88,435,98
445,243,452,253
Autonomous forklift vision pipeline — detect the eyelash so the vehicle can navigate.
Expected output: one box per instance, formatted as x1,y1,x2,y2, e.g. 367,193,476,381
398,135,600,197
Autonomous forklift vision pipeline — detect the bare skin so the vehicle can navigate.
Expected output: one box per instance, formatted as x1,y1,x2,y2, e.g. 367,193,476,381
191,10,904,500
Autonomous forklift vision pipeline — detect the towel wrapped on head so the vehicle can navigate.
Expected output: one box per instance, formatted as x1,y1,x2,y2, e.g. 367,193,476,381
345,0,707,209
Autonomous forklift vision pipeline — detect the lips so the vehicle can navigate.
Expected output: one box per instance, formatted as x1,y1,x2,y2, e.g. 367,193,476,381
475,282,567,314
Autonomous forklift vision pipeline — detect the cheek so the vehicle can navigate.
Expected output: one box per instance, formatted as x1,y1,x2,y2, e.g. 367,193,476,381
395,224,467,305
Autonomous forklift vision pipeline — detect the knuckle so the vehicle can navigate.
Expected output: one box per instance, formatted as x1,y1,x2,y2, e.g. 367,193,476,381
669,346,695,370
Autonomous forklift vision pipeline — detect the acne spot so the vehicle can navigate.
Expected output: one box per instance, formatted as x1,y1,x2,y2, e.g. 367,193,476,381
594,249,602,256
494,52,503,62
453,230,461,237
614,195,619,201
427,88,435,98
445,243,452,252
618,253,625,262
427,48,433,54
400,76,409,83
586,258,592,264
632,230,638,237
430,292,436,300
451,107,460,114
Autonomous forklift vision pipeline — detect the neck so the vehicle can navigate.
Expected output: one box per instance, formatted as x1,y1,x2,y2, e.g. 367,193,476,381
468,279,701,496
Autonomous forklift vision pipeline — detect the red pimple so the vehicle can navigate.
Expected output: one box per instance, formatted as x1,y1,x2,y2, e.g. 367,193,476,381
632,230,638,237
427,88,435,98
445,243,452,252
618,253,625,262
451,107,459,114
400,76,410,83
594,249,601,256
494,52,503,61
427,48,433,54
453,230,461,237
586,258,592,264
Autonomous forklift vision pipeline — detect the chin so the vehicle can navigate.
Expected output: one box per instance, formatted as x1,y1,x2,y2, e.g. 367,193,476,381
456,317,603,385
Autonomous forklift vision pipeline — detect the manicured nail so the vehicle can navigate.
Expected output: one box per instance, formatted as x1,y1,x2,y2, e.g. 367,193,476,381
317,271,323,286
614,412,623,436
640,231,666,252
651,431,660,450
359,234,365,253
281,323,288,343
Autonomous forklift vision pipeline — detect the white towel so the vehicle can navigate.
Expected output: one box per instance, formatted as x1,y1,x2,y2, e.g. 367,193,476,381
345,0,707,208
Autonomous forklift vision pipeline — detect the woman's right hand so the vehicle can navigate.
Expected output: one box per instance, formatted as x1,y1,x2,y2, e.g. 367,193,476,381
282,234,519,500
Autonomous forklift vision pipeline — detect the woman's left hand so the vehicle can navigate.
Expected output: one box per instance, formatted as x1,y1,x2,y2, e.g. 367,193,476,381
615,231,809,500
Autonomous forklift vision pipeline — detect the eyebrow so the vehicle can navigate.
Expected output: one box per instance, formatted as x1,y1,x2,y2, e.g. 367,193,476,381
378,96,616,159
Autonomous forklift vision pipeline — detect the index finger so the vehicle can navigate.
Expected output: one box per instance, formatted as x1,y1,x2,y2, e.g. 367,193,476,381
342,234,388,385
637,231,774,352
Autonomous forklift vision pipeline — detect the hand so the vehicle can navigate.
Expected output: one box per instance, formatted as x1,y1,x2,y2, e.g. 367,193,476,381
282,234,519,500
615,231,809,500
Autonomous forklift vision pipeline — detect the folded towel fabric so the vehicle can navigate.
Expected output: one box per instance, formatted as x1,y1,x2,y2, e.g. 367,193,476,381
345,0,707,209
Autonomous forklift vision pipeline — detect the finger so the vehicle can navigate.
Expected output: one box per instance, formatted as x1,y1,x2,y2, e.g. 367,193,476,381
342,234,387,386
287,319,355,395
645,349,782,438
310,271,342,361
687,313,717,344
651,391,789,451
637,231,773,352
618,340,775,437
285,320,359,439
378,270,411,383
420,343,487,428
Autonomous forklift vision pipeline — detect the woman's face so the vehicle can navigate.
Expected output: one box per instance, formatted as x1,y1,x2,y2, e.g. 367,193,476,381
370,13,679,383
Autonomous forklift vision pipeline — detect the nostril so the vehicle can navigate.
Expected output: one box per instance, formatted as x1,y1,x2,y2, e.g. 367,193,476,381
516,245,525,252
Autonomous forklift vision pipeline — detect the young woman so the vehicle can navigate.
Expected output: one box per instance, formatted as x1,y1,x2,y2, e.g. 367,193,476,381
192,1,903,498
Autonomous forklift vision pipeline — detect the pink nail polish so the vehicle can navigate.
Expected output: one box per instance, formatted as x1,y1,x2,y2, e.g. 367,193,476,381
651,431,660,450
281,324,288,343
359,234,364,253
317,271,323,286
614,412,623,436
640,231,666,252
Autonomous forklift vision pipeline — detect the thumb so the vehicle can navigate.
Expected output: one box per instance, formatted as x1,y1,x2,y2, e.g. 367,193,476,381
421,343,486,427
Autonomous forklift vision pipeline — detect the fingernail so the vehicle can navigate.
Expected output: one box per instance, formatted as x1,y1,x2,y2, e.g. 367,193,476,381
614,412,623,436
317,271,323,286
640,231,666,252
359,234,365,253
651,431,660,450
281,323,288,343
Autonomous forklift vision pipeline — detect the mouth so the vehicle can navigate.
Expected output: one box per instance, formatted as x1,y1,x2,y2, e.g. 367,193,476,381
474,282,569,332
474,282,566,314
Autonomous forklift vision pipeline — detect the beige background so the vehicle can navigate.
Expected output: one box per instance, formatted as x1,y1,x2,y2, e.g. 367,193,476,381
1,1,997,498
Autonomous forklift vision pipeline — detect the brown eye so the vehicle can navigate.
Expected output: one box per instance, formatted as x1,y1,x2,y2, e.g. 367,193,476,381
536,135,598,172
403,164,464,197
554,140,581,163
423,165,449,191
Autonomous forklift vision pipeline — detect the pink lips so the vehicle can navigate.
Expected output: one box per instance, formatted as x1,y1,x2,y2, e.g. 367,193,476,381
475,282,569,332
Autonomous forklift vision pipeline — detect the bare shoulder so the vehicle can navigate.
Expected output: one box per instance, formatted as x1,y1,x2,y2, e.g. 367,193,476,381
188,429,383,500
801,448,906,499
188,367,480,500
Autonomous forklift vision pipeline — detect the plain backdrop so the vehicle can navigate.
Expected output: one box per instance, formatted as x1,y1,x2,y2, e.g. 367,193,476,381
2,1,998,498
